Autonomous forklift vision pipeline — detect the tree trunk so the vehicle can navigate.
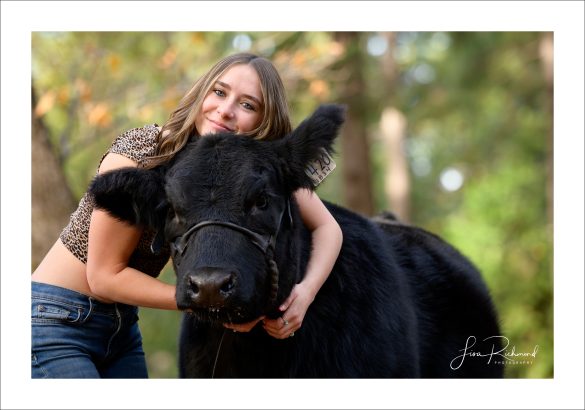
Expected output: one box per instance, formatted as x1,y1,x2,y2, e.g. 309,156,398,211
31,85,76,270
379,32,411,222
381,107,410,222
334,32,374,216
539,32,553,232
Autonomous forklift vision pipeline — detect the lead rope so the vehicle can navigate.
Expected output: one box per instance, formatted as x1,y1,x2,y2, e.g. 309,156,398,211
266,249,280,310
211,328,227,378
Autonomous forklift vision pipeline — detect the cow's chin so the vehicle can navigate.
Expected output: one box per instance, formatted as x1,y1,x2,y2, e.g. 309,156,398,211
181,304,263,326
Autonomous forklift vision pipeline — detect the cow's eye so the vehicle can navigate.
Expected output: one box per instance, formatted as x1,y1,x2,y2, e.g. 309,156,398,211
255,194,269,210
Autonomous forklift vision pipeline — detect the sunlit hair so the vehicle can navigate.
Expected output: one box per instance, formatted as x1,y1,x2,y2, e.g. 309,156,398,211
145,53,292,168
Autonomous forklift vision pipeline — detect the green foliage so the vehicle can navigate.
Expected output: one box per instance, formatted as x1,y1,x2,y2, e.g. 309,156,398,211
400,32,552,378
441,163,552,377
139,265,181,378
32,31,552,378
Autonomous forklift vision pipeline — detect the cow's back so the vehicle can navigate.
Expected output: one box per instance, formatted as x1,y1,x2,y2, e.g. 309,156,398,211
374,215,504,377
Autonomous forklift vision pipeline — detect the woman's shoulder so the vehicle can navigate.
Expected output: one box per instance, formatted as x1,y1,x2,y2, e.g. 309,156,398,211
107,123,160,164
113,123,160,146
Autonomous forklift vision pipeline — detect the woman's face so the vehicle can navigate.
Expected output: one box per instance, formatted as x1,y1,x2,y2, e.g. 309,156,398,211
195,64,264,136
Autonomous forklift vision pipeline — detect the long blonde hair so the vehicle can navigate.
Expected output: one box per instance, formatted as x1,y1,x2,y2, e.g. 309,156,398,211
146,53,292,168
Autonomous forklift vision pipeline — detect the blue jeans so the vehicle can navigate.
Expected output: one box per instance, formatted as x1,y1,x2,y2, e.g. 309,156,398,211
31,282,148,378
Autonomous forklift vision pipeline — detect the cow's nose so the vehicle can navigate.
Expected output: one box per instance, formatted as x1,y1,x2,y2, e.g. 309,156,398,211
188,268,237,306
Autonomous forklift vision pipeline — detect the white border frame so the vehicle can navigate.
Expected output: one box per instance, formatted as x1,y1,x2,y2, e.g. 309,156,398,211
2,2,583,409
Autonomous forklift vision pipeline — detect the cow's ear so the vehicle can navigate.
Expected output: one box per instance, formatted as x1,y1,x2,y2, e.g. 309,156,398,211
276,104,346,191
88,167,168,229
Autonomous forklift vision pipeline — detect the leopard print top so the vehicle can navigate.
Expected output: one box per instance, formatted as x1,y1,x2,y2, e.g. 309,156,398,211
59,124,171,277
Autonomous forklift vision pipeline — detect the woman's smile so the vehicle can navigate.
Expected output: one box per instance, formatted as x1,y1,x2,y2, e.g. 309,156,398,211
206,118,235,132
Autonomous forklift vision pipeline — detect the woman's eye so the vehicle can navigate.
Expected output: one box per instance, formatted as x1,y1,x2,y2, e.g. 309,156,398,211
214,89,225,97
242,102,256,111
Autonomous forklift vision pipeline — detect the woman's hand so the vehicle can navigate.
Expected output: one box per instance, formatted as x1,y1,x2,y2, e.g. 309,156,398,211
223,316,265,333
262,282,315,339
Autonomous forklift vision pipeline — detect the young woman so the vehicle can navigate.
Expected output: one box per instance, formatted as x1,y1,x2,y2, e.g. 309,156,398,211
31,52,343,378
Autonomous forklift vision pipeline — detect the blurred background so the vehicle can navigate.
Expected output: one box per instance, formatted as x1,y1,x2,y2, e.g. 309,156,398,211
31,31,553,378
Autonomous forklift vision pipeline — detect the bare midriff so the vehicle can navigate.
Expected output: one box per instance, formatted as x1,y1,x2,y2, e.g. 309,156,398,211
31,239,113,303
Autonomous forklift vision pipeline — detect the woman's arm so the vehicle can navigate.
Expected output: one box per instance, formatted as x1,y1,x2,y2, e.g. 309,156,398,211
85,152,177,310
261,188,343,339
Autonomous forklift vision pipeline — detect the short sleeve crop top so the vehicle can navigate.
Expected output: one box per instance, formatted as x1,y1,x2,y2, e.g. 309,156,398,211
59,124,171,277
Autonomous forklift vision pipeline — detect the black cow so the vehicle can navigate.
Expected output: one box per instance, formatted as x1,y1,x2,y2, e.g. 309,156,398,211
89,105,504,378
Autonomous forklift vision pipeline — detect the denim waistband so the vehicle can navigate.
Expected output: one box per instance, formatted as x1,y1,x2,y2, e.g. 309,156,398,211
31,281,137,315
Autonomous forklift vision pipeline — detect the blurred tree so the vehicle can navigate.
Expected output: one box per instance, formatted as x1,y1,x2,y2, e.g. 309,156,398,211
31,84,76,269
378,32,411,222
380,107,410,221
333,32,375,216
539,31,553,230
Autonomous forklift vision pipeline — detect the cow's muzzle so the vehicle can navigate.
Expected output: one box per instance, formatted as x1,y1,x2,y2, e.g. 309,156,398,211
171,201,291,312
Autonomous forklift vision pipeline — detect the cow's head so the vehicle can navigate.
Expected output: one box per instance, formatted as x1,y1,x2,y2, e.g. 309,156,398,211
89,104,345,325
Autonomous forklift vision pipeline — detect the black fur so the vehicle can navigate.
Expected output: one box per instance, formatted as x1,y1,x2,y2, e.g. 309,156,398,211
89,167,168,229
89,104,503,378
